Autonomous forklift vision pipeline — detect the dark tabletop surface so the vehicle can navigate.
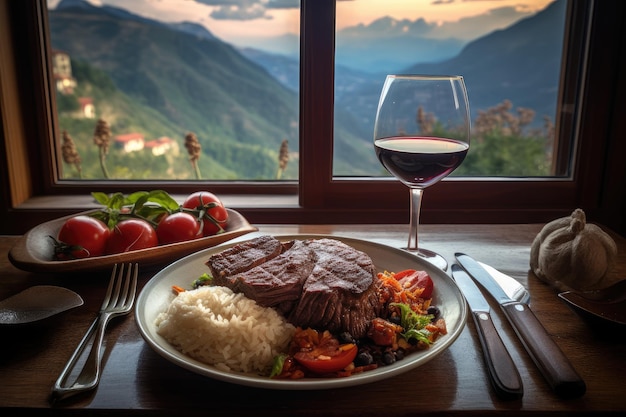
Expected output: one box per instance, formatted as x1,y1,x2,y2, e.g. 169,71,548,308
1,223,625,416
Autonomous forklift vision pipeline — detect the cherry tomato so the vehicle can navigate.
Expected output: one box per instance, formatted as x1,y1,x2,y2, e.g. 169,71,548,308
181,191,228,236
105,218,158,254
157,212,202,244
394,269,434,299
55,215,110,259
291,328,358,374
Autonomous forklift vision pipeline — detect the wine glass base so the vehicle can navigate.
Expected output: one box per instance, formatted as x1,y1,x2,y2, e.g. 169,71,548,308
403,247,448,271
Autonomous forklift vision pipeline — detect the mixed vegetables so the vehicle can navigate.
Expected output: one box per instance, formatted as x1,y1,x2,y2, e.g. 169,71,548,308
51,190,228,260
269,269,447,379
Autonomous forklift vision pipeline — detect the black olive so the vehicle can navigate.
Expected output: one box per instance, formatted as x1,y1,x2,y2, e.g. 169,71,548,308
427,306,440,320
394,349,405,361
382,351,396,365
370,349,383,363
389,315,402,325
337,332,355,344
355,351,374,367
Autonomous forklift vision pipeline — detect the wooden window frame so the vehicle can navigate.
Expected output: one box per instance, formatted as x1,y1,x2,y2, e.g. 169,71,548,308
1,0,625,236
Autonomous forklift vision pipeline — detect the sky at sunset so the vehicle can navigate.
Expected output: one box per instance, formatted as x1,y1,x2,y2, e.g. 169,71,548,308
48,0,556,49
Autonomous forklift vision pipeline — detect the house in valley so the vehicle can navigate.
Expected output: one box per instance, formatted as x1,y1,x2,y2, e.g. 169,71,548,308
115,133,145,153
51,50,77,95
144,136,179,156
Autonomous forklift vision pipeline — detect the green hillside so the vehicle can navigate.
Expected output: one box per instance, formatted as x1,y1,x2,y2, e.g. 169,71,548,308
50,2,303,180
57,59,240,179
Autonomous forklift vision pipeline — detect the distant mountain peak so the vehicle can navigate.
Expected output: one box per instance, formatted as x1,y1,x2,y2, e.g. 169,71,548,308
56,0,162,27
340,15,434,39
56,0,218,43
168,21,216,41
56,0,98,11
55,0,218,40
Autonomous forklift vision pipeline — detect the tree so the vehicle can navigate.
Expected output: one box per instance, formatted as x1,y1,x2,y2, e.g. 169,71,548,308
277,139,289,179
454,100,552,176
61,130,82,178
92,118,112,179
184,132,202,179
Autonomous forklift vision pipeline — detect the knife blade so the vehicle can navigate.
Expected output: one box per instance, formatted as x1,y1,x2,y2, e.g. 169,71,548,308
455,253,586,399
478,261,530,305
451,264,523,400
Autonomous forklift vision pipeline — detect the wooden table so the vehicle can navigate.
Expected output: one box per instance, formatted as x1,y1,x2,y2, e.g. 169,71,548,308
1,224,625,416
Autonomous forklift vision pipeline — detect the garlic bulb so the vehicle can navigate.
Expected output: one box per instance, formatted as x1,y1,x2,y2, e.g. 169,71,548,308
530,209,618,291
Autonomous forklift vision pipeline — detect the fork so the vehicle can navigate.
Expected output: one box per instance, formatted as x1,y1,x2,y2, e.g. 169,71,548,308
50,263,138,403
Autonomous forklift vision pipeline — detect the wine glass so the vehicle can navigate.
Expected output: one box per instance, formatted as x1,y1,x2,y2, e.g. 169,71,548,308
373,74,470,270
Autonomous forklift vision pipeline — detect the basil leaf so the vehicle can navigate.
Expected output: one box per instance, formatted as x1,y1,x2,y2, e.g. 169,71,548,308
91,191,110,205
147,190,180,211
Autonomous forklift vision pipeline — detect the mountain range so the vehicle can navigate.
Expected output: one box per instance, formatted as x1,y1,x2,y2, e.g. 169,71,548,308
332,0,566,139
51,0,304,179
405,0,566,124
50,0,565,178
335,16,466,72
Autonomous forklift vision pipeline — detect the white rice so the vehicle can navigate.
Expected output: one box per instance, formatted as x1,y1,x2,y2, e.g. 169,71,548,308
155,286,296,374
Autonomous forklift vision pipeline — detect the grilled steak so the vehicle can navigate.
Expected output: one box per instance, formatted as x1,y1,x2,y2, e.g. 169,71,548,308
208,235,286,287
221,240,317,314
288,238,380,338
206,236,380,338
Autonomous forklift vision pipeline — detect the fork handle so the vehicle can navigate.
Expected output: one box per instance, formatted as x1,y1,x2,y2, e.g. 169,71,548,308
50,313,111,403
50,316,100,402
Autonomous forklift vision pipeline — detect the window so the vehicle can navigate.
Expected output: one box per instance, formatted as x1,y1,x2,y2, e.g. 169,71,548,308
48,0,301,182
45,0,568,181
333,0,566,178
298,0,603,220
1,0,624,235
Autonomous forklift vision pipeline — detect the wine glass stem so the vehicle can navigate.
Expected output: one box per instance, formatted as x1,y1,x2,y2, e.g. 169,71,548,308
407,187,423,251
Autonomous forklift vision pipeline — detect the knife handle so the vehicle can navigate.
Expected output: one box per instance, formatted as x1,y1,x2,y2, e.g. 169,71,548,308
501,302,586,398
472,311,523,400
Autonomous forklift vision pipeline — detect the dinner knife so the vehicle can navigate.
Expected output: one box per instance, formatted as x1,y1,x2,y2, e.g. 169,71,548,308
455,253,587,399
478,261,530,305
451,264,523,400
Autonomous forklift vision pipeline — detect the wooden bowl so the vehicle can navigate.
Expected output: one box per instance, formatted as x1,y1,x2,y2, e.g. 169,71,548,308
8,209,257,273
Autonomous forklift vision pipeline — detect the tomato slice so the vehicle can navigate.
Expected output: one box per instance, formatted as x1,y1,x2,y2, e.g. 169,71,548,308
393,269,434,299
294,343,358,374
393,269,417,280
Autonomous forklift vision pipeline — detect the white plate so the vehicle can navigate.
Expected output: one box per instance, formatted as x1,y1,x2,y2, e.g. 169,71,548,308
135,234,468,390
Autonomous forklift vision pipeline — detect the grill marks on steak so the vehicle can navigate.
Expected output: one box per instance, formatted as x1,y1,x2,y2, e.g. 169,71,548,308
205,236,380,338
288,239,380,338
210,235,285,287
224,240,316,314
304,239,376,293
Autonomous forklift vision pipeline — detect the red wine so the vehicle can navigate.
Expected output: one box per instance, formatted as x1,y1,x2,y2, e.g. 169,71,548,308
375,136,468,187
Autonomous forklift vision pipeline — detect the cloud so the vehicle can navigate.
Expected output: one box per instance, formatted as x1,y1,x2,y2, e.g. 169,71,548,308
194,0,298,20
266,0,300,9
195,0,256,4
432,0,511,4
212,5,270,20
427,5,533,40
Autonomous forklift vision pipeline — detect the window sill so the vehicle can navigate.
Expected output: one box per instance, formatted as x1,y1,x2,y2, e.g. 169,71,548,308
15,194,301,211
1,190,580,236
